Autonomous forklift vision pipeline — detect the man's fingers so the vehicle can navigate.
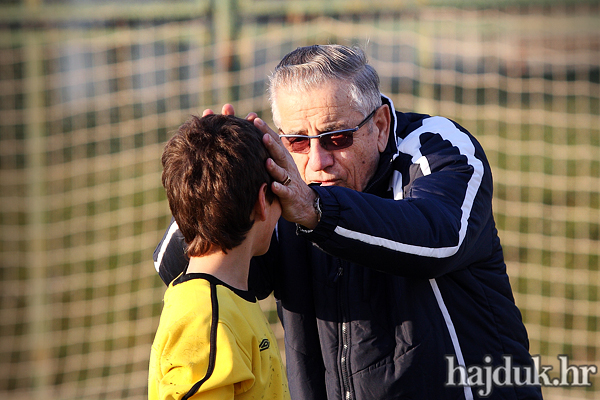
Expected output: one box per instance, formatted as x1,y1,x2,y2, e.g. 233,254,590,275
264,135,290,167
204,105,259,120
266,157,290,183
271,180,294,198
221,104,235,115
257,119,289,164
254,117,273,134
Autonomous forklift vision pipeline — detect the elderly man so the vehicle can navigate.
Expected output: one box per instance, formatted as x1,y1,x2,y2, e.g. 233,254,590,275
154,45,542,399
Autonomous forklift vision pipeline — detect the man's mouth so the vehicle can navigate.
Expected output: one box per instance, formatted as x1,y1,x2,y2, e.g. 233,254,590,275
311,180,339,186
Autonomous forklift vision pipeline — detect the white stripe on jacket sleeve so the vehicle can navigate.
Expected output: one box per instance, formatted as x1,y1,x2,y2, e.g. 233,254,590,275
334,116,485,259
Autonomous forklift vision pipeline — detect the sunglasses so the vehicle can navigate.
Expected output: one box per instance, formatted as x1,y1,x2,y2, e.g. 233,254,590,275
279,108,378,154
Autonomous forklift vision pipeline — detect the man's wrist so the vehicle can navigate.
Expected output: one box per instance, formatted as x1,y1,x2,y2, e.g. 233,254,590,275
313,193,322,224
297,189,321,231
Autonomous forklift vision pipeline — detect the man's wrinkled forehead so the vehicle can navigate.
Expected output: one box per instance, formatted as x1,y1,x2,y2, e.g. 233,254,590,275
271,84,357,129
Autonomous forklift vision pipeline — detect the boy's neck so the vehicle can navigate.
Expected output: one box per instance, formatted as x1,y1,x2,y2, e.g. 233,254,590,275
186,243,252,291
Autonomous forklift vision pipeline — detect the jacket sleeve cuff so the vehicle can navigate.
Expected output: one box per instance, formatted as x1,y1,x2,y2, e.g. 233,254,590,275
295,186,339,242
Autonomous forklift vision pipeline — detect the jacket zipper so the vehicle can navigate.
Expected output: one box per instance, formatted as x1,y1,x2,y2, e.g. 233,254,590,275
336,262,353,400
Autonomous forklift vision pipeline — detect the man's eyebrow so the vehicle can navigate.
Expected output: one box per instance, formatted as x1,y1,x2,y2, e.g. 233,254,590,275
279,127,307,136
319,121,347,133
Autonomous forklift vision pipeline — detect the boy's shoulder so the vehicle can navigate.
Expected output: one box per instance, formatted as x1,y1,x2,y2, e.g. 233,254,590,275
171,272,256,303
163,273,257,323
158,274,214,331
167,272,212,295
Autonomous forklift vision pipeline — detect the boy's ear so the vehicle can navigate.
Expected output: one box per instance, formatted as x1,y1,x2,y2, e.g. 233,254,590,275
253,183,269,222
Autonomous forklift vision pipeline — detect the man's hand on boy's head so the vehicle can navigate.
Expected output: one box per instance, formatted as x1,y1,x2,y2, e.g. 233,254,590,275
254,117,319,230
201,104,258,122
199,105,318,229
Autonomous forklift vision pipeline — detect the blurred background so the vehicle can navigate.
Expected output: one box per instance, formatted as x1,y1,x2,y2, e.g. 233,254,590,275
0,0,598,399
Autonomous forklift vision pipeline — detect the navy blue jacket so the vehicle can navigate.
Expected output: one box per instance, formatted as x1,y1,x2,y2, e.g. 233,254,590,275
154,96,543,399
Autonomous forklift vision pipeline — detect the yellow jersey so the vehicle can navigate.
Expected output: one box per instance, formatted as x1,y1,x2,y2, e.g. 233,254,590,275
148,273,290,400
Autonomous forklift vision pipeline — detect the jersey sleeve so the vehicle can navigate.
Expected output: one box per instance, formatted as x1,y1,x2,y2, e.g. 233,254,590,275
150,318,254,400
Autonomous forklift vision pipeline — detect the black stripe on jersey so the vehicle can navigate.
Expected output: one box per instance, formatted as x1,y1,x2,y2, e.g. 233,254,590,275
182,281,219,399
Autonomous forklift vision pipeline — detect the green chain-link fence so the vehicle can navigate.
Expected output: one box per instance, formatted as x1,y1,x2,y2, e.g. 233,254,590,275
1,1,598,399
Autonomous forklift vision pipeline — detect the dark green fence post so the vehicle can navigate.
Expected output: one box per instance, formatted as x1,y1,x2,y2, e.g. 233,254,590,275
213,0,239,104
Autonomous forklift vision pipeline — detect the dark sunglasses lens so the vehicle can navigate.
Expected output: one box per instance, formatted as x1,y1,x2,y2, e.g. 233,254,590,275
321,132,353,150
282,136,310,153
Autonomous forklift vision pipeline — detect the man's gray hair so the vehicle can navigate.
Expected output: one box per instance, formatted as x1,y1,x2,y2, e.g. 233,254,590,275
268,45,382,126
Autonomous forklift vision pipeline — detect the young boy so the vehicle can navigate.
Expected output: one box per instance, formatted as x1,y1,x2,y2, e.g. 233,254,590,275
148,114,290,400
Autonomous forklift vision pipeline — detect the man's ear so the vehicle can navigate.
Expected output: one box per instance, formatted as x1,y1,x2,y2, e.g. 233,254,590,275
374,104,391,153
253,183,269,222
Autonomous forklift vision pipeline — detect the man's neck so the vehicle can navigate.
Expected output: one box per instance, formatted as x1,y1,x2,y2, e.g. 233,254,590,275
186,243,252,291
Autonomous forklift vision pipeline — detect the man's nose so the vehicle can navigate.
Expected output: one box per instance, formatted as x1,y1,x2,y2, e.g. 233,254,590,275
306,138,334,171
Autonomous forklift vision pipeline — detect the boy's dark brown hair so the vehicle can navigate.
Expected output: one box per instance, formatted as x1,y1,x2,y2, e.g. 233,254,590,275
161,114,275,257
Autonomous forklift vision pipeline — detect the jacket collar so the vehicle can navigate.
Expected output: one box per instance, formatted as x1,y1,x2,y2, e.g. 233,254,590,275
363,94,404,194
